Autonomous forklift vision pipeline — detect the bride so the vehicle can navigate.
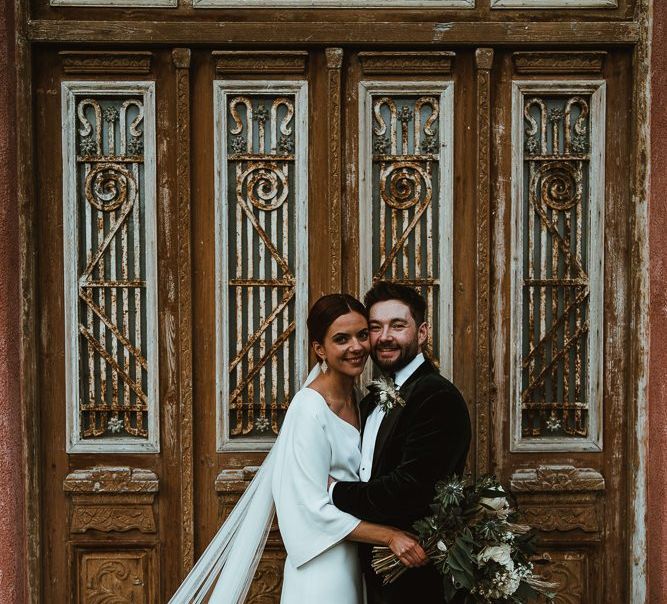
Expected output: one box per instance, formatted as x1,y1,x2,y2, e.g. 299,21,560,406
169,294,427,603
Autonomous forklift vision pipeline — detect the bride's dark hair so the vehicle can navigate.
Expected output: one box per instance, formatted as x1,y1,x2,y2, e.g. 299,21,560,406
307,294,367,345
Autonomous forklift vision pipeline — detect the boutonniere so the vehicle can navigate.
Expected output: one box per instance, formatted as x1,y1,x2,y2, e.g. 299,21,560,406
367,376,406,414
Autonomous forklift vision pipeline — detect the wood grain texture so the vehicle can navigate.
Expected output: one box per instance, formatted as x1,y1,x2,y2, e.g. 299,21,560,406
172,46,195,577
214,50,308,74
16,27,41,604
627,0,651,598
59,50,152,74
25,20,640,45
358,51,454,74
512,51,607,74
474,48,492,477
326,48,342,293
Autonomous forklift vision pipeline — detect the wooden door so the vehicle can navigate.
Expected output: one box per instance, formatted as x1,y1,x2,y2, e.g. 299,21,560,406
32,43,635,603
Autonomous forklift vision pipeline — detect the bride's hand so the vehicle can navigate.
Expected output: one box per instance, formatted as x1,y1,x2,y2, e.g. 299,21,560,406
386,530,429,568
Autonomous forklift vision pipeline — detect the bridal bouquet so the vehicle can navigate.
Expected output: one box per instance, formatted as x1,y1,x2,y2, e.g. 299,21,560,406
372,476,557,603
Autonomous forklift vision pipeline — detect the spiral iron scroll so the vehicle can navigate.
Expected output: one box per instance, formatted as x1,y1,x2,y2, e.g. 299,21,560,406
85,163,137,212
238,163,289,212
530,161,582,212
379,161,432,211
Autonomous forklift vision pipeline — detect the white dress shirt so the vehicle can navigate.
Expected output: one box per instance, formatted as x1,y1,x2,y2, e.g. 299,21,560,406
329,352,426,500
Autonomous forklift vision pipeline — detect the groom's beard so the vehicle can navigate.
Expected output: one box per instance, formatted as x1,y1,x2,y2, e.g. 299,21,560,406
370,340,420,374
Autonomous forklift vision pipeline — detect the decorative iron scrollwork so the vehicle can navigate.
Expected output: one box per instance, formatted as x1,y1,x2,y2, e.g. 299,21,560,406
370,93,445,363
218,87,307,446
63,83,158,452
520,93,595,441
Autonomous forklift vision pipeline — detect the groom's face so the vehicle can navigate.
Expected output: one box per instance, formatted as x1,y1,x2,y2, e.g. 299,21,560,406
368,299,427,373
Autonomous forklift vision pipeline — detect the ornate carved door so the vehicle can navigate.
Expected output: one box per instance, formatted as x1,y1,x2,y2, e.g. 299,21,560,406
31,39,637,604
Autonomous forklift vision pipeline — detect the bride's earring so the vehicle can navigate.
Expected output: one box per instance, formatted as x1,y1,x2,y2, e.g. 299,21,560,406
321,358,328,373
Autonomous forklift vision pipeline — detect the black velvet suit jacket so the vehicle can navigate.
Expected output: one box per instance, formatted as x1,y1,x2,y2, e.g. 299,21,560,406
332,359,471,604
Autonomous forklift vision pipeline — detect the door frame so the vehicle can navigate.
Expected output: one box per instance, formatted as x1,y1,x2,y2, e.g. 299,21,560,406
15,7,651,603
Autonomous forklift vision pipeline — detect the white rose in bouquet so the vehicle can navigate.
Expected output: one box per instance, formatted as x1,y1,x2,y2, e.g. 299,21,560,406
479,493,511,520
477,544,514,571
479,496,507,510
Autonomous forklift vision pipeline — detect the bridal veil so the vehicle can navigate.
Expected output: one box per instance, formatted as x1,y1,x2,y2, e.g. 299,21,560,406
168,365,322,604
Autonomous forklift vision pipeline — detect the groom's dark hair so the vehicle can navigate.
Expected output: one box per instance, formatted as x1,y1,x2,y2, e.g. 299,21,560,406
364,281,427,325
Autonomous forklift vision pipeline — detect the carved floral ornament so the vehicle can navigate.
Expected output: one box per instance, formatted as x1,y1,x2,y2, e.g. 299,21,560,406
510,465,605,493
64,467,158,535
77,550,155,604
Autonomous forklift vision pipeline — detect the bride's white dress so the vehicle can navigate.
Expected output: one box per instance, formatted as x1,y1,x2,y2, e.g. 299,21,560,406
272,387,363,604
166,368,364,604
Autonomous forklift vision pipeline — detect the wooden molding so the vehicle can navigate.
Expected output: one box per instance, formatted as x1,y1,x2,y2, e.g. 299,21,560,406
26,21,640,46
59,51,152,74
17,31,41,604
213,51,308,74
510,466,605,493
245,554,286,602
195,0,472,6
215,466,260,493
172,47,195,575
75,548,158,603
513,51,607,74
475,47,494,71
63,467,159,493
215,468,282,547
64,468,159,536
359,51,454,74
536,551,587,601
521,501,600,533
493,0,615,8
474,48,493,476
52,0,175,6
326,48,343,293
70,493,157,534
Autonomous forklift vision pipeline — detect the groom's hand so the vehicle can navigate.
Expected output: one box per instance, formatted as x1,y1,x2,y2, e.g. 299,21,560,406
327,476,335,489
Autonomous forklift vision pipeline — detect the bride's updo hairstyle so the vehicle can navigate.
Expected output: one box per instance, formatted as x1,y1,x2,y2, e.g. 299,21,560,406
307,294,367,346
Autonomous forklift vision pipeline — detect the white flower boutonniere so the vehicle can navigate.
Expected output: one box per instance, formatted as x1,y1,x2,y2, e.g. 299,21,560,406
367,376,406,414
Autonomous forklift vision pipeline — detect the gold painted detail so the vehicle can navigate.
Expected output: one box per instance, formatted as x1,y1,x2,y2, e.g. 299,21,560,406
226,96,298,438
371,95,441,361
75,96,150,440
521,95,592,438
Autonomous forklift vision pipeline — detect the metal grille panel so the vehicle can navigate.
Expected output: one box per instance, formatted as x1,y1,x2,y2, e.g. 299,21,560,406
215,82,308,451
360,82,454,376
511,81,605,452
62,82,158,453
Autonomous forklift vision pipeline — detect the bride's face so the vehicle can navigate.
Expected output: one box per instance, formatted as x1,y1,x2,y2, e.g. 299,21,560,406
313,311,370,377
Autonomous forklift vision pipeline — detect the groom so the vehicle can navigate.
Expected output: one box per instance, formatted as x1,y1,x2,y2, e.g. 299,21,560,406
329,281,471,604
